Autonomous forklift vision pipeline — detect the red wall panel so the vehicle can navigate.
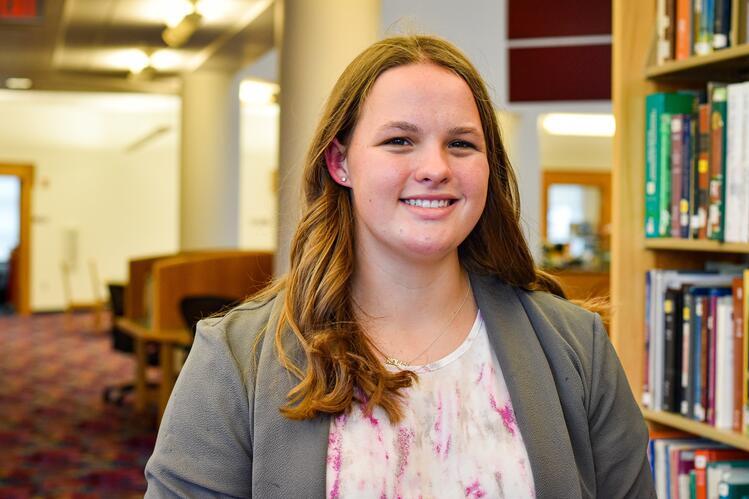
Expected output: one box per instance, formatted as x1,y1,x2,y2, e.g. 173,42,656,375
508,0,611,39
509,44,611,102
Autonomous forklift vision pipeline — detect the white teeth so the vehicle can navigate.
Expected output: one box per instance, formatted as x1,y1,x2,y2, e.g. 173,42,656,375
404,199,451,208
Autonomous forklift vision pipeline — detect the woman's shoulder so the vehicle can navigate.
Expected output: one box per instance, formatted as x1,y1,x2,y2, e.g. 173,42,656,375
195,291,284,366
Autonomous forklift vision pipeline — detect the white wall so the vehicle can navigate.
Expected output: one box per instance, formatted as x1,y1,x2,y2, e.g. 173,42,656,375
0,90,278,311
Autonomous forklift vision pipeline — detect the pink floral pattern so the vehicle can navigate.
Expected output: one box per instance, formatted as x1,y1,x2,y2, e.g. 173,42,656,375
326,313,536,498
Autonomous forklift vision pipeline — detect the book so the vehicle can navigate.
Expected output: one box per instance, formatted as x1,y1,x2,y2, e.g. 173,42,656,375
681,113,694,238
723,82,746,243
695,103,712,239
733,276,745,433
695,449,749,499
697,0,716,54
676,0,694,58
715,294,735,429
708,83,728,241
713,0,732,48
718,468,749,498
666,287,685,410
708,461,749,499
672,114,687,238
645,93,698,238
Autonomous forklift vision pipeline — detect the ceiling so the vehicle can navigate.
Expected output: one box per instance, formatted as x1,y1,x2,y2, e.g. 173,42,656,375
0,0,276,94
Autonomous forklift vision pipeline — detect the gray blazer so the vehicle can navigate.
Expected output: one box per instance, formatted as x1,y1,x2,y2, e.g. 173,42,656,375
145,273,656,498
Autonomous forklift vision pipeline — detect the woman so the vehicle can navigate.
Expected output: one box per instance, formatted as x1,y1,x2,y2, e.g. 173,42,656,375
145,35,655,498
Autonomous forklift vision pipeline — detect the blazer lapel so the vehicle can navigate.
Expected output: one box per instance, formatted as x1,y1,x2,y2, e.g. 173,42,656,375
251,297,329,498
470,273,581,499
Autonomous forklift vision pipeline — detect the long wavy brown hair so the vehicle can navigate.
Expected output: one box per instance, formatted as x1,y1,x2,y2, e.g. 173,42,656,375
262,35,567,423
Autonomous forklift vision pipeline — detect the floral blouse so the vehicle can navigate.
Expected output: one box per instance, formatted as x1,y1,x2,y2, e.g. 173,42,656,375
325,312,536,498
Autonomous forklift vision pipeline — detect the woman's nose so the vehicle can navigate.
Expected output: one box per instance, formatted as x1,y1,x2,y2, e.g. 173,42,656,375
414,146,451,184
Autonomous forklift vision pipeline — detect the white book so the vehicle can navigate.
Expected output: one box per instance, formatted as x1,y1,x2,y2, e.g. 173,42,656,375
741,82,749,244
724,83,746,243
714,295,735,430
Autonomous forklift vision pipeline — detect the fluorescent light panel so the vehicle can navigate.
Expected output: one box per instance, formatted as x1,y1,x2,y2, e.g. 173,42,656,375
541,113,615,137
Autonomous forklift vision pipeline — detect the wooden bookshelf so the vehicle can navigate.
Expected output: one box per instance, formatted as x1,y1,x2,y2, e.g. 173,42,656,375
645,43,749,81
644,238,749,253
613,0,749,447
642,409,749,451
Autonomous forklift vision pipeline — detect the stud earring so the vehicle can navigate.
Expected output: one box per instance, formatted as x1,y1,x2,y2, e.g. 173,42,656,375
340,176,347,183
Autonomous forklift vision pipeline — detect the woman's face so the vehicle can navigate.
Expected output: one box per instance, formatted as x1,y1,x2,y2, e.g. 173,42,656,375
329,62,490,266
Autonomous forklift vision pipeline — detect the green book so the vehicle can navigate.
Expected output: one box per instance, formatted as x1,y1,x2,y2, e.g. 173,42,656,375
718,467,749,498
645,92,697,237
691,469,697,499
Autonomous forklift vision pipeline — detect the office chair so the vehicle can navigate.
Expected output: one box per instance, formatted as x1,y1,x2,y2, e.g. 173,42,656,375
103,283,159,405
179,295,236,349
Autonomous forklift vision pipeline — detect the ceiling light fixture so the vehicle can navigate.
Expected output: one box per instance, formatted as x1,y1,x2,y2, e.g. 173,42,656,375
5,77,33,90
162,0,202,48
239,80,279,105
541,113,616,137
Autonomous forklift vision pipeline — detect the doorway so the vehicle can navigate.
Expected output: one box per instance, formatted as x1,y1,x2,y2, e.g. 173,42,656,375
0,164,33,315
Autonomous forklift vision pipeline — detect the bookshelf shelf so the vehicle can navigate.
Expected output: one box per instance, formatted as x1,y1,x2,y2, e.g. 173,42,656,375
644,238,749,253
646,43,749,81
642,409,749,452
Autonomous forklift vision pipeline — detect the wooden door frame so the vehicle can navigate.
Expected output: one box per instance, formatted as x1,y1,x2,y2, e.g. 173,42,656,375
0,163,34,315
541,170,612,242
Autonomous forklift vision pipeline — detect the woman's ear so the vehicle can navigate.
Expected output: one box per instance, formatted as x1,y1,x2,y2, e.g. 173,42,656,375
324,138,351,187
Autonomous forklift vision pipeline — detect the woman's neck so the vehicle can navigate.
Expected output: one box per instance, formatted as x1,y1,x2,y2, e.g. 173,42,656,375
351,250,475,364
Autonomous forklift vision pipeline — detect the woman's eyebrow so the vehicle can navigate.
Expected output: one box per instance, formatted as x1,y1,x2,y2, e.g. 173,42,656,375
379,121,422,134
448,126,482,136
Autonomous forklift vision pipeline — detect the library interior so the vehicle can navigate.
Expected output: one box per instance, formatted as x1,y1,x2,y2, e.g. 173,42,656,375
3,0,747,497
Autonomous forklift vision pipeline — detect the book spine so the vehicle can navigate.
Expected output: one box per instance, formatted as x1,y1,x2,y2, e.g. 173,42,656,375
723,83,744,243
682,290,694,416
681,114,693,238
744,269,749,435
696,0,716,54
708,84,728,241
659,0,676,63
698,295,710,421
708,293,719,425
677,0,694,58
665,288,679,411
716,295,734,429
644,271,653,407
697,103,711,239
672,115,685,238
646,96,663,238
661,113,674,236
733,277,744,432
713,0,731,48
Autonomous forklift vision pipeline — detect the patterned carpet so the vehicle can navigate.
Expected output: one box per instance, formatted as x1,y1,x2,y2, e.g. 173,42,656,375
0,312,157,498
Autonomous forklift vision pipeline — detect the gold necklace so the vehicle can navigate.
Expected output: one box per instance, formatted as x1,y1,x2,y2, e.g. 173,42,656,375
383,281,472,369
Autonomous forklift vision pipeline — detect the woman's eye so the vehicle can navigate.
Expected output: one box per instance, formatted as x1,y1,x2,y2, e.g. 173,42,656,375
384,137,411,146
449,140,476,150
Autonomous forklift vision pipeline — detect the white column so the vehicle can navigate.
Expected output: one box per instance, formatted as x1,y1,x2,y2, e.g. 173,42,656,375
179,70,240,250
275,0,380,274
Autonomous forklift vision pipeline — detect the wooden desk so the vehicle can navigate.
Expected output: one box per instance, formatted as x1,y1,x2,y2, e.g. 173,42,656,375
116,317,192,422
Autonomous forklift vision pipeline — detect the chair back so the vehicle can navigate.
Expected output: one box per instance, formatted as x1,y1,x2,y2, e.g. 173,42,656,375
179,295,236,337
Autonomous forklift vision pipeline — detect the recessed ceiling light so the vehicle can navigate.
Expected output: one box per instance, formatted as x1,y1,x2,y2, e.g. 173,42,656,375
5,77,33,90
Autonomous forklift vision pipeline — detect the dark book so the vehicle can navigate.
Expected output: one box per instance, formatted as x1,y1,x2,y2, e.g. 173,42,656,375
672,115,686,238
680,114,693,238
713,0,731,49
665,287,685,411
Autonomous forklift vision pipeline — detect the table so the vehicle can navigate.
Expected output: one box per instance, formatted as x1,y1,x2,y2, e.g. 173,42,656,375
115,317,192,422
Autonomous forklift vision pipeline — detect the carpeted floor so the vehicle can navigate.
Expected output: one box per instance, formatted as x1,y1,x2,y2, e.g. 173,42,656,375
0,312,157,498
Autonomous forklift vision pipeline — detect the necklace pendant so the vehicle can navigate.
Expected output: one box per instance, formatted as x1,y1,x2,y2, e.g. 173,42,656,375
384,357,407,369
